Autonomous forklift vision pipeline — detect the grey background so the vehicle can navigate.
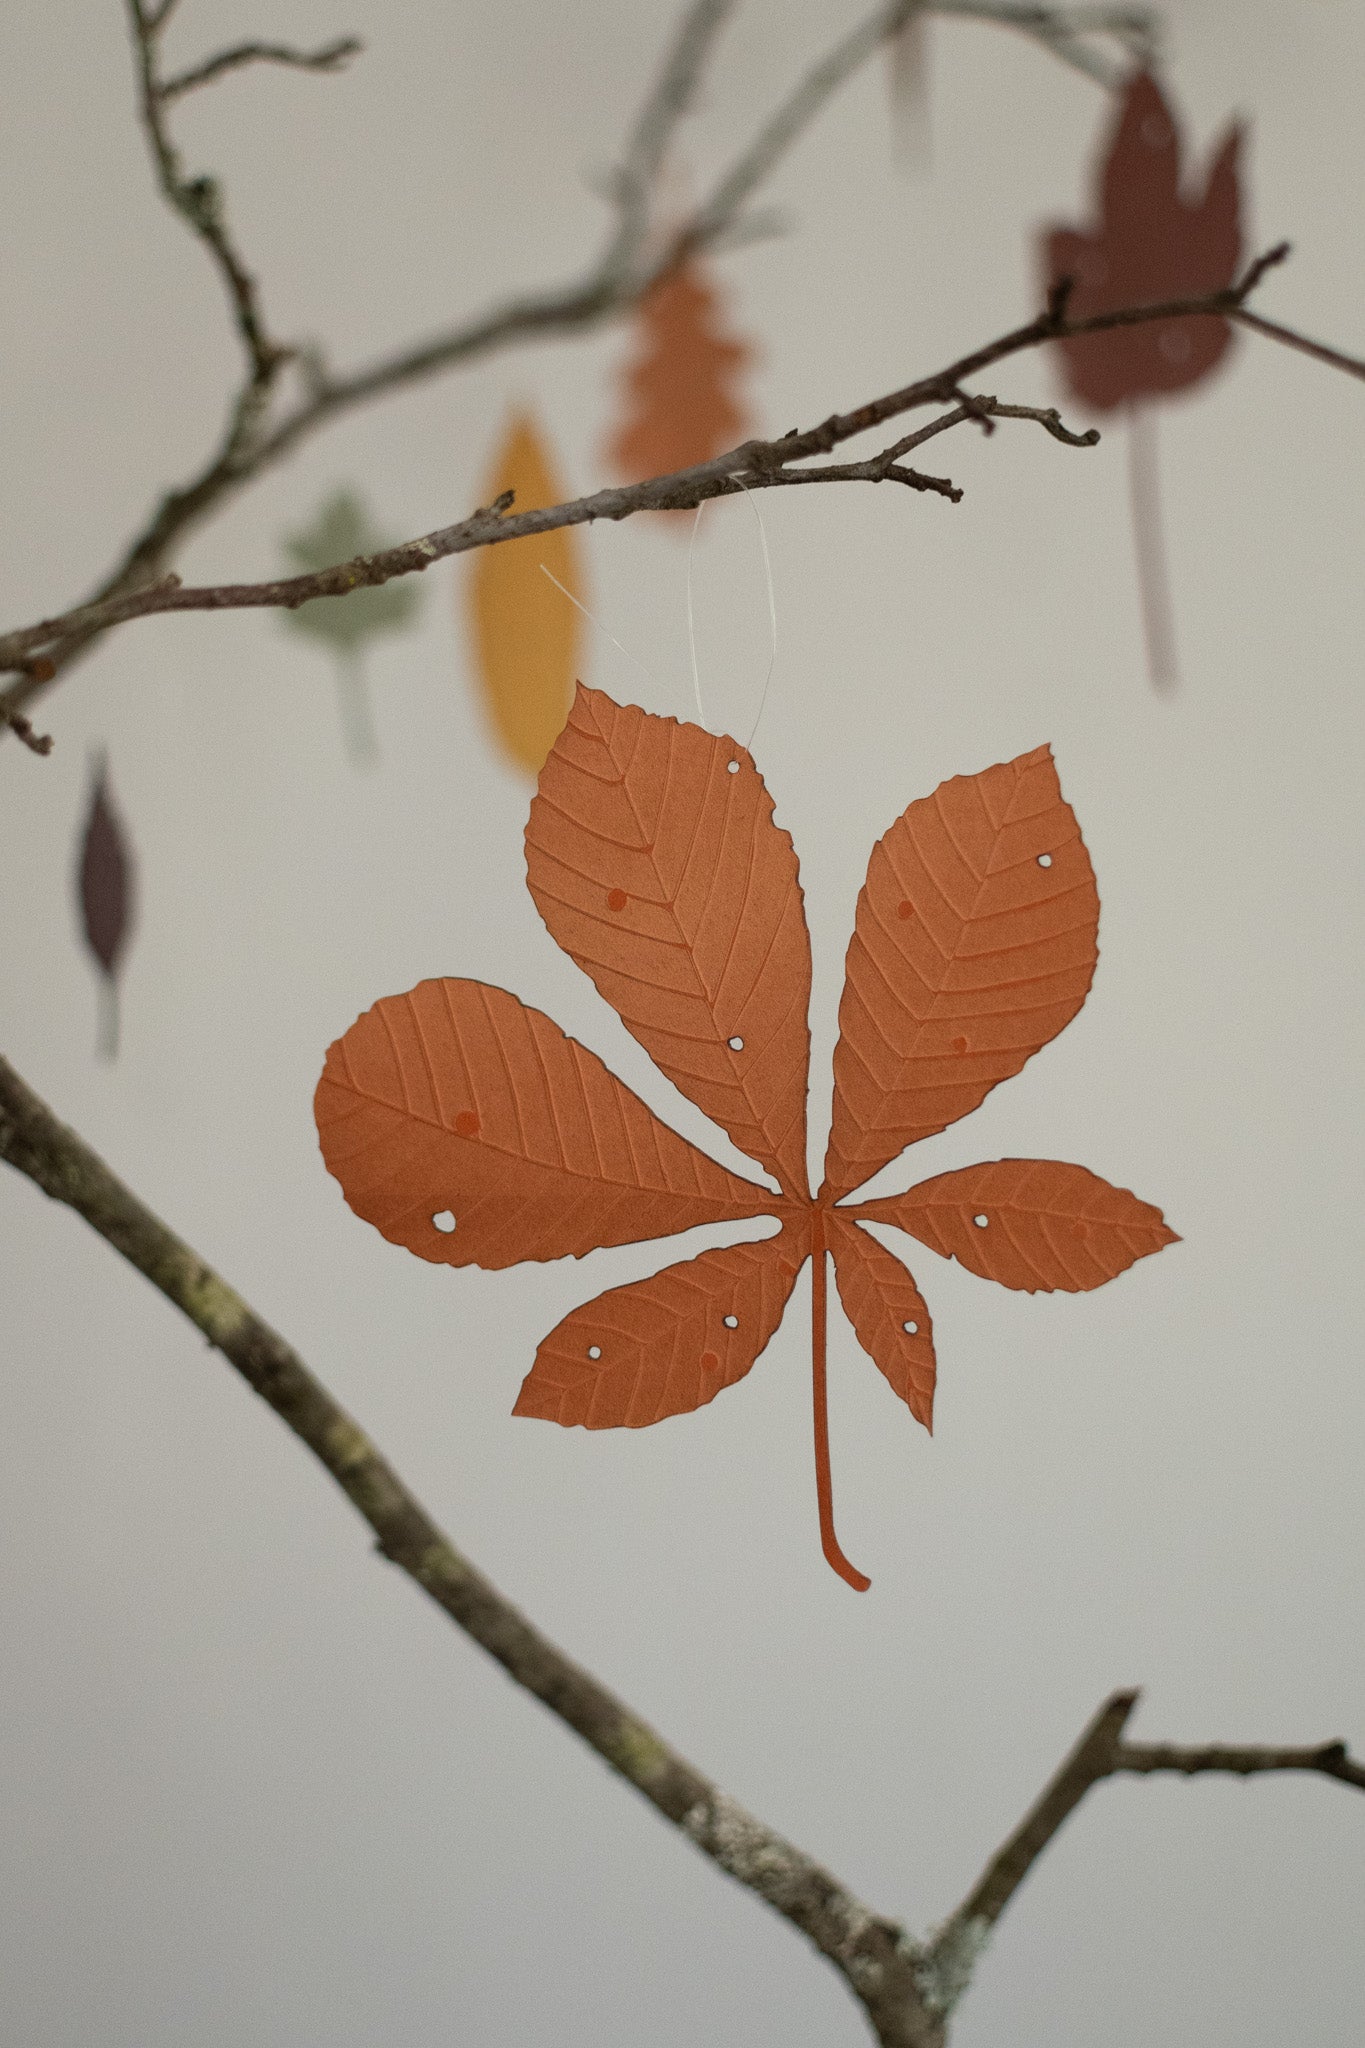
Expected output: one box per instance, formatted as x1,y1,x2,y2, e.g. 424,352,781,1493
2,3,1362,2044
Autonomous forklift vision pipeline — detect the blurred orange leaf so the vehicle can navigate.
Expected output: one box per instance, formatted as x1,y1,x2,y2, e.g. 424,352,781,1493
468,409,583,772
604,259,755,517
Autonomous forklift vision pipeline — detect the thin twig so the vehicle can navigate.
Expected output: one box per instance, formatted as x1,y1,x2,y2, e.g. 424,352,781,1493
160,38,363,104
6,249,1359,699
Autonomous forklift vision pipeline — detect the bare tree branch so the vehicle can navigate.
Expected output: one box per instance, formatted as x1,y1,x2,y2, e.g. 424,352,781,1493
0,1050,944,2048
3,1047,1362,2040
936,2,1158,85
160,37,363,104
917,1687,1365,2016
0,0,1160,748
7,245,1361,700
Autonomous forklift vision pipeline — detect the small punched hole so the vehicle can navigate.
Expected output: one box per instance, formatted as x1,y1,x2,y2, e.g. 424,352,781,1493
902,1319,919,1336
432,1211,456,1234
973,1213,989,1229
723,1314,739,1329
726,759,740,774
728,1036,744,1052
587,1344,602,1361
1037,853,1053,869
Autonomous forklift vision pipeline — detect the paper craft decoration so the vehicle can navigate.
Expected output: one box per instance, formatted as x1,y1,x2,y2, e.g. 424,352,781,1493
77,752,135,1059
604,259,754,519
1042,69,1243,690
469,409,583,774
283,489,422,768
885,5,930,169
315,686,1176,1589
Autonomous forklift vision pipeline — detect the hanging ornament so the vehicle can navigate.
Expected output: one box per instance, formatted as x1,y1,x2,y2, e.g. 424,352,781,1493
1042,69,1243,691
314,685,1177,1590
282,489,422,768
604,258,756,520
76,752,135,1059
885,4,931,170
468,409,584,773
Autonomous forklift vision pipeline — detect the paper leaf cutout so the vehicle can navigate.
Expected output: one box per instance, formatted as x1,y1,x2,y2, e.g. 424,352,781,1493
1043,70,1243,414
283,489,422,767
829,1216,935,1431
1042,71,1244,692
525,684,812,1198
515,1229,805,1428
604,259,754,517
77,753,135,1059
314,977,774,1270
468,410,583,773
861,1160,1179,1293
318,690,1175,1588
823,744,1098,1201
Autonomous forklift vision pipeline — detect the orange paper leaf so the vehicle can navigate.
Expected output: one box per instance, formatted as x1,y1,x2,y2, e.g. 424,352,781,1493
860,1160,1179,1293
526,685,812,1198
314,977,774,1269
824,744,1098,1200
318,691,1176,1588
829,1216,936,1432
604,258,754,515
468,409,583,773
515,1229,805,1428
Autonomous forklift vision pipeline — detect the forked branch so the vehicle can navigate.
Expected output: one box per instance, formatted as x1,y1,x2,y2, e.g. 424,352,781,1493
2,1049,1361,2046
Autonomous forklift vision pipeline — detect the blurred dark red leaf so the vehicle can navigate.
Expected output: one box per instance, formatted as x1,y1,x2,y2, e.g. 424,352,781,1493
1043,70,1243,412
77,754,135,1055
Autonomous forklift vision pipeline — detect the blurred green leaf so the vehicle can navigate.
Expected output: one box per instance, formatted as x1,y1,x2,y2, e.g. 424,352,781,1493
282,489,421,658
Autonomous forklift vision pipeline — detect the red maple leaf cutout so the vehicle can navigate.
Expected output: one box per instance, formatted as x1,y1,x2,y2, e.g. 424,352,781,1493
603,257,755,519
1042,70,1244,691
1043,68,1243,412
315,686,1177,1589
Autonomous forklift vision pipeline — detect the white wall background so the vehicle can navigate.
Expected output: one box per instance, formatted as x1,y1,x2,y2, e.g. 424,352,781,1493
2,4,1362,2045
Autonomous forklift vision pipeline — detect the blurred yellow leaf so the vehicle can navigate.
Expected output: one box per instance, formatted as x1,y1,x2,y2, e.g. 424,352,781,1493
468,410,583,773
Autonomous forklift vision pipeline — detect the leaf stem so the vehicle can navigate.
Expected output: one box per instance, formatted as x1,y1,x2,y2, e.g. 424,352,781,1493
1126,403,1179,695
810,1210,870,1591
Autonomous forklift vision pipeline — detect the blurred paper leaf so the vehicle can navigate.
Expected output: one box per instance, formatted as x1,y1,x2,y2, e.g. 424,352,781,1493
77,752,135,1059
282,489,422,765
1041,69,1244,690
603,258,755,523
468,409,583,774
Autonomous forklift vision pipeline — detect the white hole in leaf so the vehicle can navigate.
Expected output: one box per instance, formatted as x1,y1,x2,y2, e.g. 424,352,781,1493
1037,853,1053,869
723,1314,739,1329
431,1211,456,1234
973,1213,989,1229
902,1320,918,1336
728,1036,744,1051
587,1345,602,1361
727,759,740,774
